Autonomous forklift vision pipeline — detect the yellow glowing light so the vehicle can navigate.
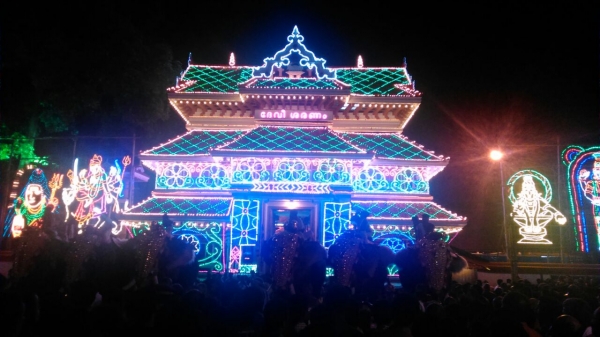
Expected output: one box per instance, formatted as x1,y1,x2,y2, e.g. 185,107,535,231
490,150,503,161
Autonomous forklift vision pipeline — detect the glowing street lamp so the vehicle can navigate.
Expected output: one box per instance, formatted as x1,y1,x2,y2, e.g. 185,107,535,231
490,149,518,281
490,150,503,161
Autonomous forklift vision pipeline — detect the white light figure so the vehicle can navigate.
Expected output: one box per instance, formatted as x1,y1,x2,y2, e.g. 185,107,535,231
62,155,129,235
510,174,566,244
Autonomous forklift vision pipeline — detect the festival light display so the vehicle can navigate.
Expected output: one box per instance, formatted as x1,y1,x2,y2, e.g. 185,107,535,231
3,168,61,238
563,145,600,252
229,52,235,66
62,155,130,234
507,170,566,244
252,26,336,79
123,25,468,275
229,199,260,273
151,158,437,194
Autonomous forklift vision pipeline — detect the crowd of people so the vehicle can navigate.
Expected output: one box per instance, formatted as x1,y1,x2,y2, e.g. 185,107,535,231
0,213,599,337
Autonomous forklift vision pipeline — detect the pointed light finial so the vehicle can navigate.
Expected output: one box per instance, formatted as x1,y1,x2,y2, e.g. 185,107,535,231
402,57,407,67
188,52,192,66
292,25,300,36
229,52,235,66
357,55,363,68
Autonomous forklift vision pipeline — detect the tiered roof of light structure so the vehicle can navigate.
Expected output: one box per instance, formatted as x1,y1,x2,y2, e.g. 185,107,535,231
169,65,418,97
142,130,245,157
351,200,465,221
139,128,446,162
121,197,464,223
124,196,233,218
166,26,425,134
215,126,365,154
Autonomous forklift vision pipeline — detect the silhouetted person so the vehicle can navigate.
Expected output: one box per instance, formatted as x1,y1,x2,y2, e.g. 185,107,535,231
421,213,434,236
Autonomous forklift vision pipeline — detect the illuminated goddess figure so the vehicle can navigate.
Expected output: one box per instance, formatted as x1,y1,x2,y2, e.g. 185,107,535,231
510,174,566,244
578,153,600,244
579,153,600,206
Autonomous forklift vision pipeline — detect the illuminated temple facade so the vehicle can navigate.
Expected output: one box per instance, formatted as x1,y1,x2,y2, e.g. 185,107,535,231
120,26,467,273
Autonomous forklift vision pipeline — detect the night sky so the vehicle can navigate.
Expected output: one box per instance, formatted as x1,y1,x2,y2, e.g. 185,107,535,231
1,1,598,252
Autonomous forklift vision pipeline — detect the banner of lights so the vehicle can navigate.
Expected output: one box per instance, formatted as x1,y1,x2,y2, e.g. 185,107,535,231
254,109,332,121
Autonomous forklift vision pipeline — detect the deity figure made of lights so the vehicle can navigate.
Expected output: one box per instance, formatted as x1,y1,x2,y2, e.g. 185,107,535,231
62,154,129,234
579,153,600,206
563,146,600,252
508,171,566,244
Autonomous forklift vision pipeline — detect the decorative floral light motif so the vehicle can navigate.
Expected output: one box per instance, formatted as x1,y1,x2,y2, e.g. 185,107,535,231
322,202,352,248
196,165,230,189
353,167,388,191
174,222,224,272
232,158,271,182
229,199,259,272
391,168,428,193
158,163,192,189
273,159,310,182
313,159,351,184
154,159,434,193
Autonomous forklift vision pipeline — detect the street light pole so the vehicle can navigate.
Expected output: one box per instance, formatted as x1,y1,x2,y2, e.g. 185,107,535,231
499,160,509,260
491,149,518,282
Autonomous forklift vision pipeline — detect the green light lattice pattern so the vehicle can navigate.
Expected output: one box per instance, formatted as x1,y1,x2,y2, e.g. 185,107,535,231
143,128,439,162
125,197,232,216
220,127,363,153
336,69,411,96
144,131,245,156
182,67,254,93
351,201,462,220
177,67,411,96
339,133,441,160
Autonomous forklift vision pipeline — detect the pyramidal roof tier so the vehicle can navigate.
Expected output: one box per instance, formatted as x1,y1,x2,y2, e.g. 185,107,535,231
139,127,447,164
168,26,422,133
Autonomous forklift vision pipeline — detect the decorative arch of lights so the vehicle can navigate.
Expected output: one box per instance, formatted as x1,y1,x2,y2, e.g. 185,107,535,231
562,145,600,252
507,170,566,245
153,158,431,195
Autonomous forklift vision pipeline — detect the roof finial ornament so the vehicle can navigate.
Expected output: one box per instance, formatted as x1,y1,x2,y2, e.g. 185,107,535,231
357,55,363,68
402,57,407,68
292,25,300,37
188,52,193,67
229,52,236,66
